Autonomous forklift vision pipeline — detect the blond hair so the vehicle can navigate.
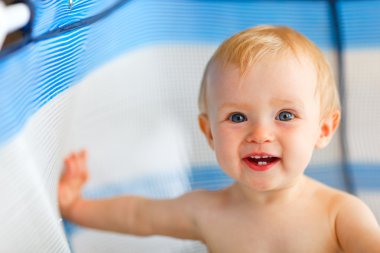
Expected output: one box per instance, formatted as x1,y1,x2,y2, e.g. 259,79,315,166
198,25,340,119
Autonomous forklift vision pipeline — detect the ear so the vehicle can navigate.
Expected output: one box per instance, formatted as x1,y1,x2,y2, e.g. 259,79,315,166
315,110,341,149
198,113,214,150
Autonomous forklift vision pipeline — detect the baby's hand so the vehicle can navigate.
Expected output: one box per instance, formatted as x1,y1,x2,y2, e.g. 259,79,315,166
58,150,89,218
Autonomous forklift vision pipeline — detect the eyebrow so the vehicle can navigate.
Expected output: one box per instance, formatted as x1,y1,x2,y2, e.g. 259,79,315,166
218,99,305,111
218,102,251,111
270,98,305,108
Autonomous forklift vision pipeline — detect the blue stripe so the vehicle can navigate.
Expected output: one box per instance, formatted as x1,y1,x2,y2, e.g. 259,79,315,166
26,0,380,48
338,0,380,48
190,163,380,191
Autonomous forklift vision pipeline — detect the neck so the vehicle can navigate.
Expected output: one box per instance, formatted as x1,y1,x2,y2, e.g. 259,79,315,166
231,175,307,206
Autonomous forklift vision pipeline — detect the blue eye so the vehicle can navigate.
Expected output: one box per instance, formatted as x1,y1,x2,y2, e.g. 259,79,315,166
276,111,294,121
229,113,247,123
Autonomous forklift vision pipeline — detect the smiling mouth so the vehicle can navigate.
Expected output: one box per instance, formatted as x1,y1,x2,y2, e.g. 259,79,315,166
243,154,280,171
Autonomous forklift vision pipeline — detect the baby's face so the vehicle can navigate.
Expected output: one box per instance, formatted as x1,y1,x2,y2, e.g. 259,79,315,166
203,54,324,192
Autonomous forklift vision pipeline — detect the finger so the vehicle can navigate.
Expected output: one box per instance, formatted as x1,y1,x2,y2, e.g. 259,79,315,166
67,156,77,177
80,149,87,159
72,152,82,176
79,150,89,181
68,152,82,180
79,149,86,165
61,151,88,185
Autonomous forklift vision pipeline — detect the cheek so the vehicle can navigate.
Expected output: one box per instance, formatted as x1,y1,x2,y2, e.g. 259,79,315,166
280,124,318,164
213,127,241,164
213,129,233,153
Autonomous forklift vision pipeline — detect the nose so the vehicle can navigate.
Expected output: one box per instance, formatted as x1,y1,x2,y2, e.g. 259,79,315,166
245,122,274,144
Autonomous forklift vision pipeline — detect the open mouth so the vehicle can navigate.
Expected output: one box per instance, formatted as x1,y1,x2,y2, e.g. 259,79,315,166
243,154,280,171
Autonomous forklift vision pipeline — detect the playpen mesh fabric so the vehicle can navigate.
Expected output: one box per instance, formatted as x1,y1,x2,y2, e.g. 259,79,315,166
0,0,379,252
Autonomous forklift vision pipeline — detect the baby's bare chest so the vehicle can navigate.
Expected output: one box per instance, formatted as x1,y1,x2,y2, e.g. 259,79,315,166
200,208,341,253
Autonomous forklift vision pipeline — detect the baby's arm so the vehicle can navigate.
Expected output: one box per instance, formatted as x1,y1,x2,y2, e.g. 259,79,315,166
335,194,380,253
58,150,202,240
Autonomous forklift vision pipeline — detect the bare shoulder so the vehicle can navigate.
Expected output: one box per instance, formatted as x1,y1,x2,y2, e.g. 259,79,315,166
303,176,378,225
321,183,379,226
305,176,366,209
306,177,380,252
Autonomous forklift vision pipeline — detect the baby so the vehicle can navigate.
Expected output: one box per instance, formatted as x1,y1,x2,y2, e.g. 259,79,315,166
58,25,380,253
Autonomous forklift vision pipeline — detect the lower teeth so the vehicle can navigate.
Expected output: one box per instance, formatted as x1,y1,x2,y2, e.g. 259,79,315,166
258,161,267,166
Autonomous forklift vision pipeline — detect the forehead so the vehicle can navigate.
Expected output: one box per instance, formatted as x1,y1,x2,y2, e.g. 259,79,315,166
207,55,317,92
207,53,318,104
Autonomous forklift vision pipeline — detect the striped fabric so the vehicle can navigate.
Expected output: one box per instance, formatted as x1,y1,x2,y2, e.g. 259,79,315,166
0,0,379,252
